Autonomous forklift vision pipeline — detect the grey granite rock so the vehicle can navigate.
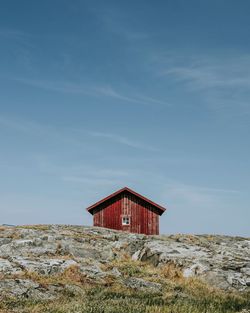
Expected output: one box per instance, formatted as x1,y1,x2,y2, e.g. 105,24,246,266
0,225,249,294
124,277,162,292
10,257,77,275
0,279,61,300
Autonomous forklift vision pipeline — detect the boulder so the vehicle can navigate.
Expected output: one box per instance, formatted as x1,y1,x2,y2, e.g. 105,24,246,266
124,277,162,292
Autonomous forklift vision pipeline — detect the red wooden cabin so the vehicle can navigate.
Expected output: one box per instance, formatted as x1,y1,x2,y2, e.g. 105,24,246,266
86,187,166,235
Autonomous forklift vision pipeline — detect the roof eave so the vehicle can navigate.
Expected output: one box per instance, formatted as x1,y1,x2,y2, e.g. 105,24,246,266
86,187,167,214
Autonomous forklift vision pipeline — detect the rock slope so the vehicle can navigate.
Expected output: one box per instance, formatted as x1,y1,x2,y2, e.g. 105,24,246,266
0,224,249,299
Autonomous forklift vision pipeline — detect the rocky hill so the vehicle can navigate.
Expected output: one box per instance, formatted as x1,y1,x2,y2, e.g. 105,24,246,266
0,225,249,313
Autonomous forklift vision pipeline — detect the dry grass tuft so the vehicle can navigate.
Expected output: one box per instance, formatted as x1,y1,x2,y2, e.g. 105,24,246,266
160,262,183,280
61,265,86,283
19,225,50,231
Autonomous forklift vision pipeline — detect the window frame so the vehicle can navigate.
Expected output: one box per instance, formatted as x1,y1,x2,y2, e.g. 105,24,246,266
122,216,130,225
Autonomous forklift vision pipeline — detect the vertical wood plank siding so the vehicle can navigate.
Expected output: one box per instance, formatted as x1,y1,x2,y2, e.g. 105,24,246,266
93,191,160,235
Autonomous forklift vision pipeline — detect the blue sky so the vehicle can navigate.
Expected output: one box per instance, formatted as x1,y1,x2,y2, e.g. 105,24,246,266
0,1,249,236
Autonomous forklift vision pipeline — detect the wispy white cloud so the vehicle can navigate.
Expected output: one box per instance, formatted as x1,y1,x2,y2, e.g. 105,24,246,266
0,114,157,153
0,29,30,40
93,85,145,104
0,114,94,152
159,54,250,91
0,115,32,132
89,131,158,151
98,85,168,105
62,176,117,186
96,6,150,42
152,53,250,119
13,78,167,106
163,182,239,206
13,78,89,95
0,29,35,73
35,157,130,187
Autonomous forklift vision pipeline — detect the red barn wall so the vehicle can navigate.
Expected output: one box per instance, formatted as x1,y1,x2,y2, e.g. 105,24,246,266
93,192,160,235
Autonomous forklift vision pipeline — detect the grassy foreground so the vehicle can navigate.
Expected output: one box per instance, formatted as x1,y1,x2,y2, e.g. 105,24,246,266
0,258,249,313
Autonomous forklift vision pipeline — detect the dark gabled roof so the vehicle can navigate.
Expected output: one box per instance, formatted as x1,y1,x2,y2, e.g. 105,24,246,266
86,187,166,215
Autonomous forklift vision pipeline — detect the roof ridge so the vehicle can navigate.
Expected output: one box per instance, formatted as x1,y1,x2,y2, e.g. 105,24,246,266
86,186,166,215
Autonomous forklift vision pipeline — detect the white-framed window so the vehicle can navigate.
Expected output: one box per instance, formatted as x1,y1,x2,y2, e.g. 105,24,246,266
122,216,130,225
